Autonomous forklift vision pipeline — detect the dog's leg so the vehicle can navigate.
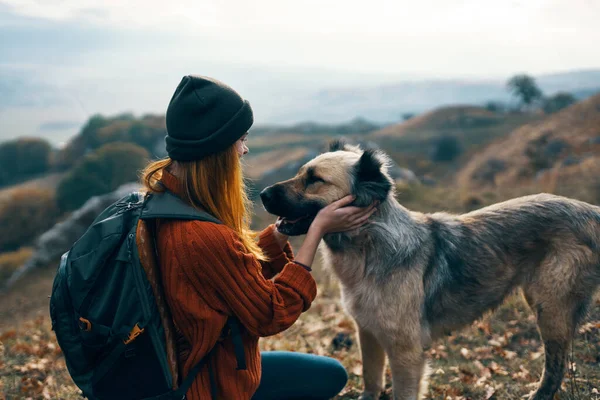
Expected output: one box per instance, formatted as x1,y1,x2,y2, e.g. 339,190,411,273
386,345,425,400
358,326,386,400
524,293,577,400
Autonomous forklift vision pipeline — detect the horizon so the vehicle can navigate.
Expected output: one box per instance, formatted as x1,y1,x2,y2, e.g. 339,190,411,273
1,0,599,144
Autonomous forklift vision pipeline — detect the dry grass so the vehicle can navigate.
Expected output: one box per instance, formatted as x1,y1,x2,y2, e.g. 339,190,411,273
458,94,600,191
0,173,64,204
2,161,600,399
1,268,599,400
0,248,33,288
244,148,309,179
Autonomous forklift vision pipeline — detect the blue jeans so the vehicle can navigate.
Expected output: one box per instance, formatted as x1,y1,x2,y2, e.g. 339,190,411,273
252,351,348,400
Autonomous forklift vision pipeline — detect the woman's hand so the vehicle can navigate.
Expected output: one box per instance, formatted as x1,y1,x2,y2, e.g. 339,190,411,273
272,219,289,250
310,195,378,236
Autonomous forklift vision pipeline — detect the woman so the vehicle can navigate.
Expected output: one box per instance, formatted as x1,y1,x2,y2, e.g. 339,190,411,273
141,75,376,400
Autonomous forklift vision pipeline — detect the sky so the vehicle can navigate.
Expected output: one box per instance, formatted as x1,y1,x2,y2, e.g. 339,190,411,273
1,0,599,143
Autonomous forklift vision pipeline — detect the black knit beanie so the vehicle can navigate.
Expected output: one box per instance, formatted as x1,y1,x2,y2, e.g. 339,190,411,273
165,75,253,161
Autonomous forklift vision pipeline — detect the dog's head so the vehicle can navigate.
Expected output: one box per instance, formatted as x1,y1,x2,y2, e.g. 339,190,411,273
260,139,393,235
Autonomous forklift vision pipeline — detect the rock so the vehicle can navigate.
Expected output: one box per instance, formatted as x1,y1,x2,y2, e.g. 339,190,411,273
331,332,354,351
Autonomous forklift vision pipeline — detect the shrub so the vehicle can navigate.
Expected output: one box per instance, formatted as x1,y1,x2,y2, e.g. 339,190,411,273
431,136,462,162
0,138,53,186
56,142,149,211
0,188,60,252
484,101,505,113
542,92,577,114
56,114,167,169
471,159,507,185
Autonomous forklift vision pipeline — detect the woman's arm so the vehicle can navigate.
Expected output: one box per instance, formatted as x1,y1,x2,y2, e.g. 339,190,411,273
180,222,317,337
294,195,377,268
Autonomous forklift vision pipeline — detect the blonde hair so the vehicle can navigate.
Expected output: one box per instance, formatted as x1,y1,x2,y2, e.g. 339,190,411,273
141,145,266,261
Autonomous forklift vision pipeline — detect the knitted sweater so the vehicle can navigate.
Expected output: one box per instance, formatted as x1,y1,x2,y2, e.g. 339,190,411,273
155,170,317,399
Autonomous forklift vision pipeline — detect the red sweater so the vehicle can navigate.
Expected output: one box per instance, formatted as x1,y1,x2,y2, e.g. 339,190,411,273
155,170,317,399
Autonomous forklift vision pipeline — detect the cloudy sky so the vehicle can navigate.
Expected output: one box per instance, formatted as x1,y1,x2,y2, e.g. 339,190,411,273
2,0,600,76
1,0,599,143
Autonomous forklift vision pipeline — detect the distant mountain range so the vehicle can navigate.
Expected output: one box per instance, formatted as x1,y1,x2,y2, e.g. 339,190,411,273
268,69,600,124
0,66,598,145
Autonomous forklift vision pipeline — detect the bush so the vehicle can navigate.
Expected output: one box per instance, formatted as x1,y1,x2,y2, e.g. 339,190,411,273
471,159,507,185
56,142,149,211
0,138,53,186
431,136,462,162
0,188,60,252
484,101,505,113
542,92,576,114
55,114,167,169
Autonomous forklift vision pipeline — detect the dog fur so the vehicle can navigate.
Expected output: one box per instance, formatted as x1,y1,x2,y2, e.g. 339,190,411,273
260,141,600,400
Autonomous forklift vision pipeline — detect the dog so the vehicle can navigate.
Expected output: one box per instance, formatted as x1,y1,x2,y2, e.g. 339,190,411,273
260,140,600,400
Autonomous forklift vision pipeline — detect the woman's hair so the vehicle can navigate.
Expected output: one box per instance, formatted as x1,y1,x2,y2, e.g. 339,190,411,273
141,145,266,261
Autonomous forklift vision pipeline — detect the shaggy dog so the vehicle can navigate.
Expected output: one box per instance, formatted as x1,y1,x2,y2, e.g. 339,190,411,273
260,140,600,400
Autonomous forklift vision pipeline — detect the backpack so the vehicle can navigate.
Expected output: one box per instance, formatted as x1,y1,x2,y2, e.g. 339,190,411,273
49,190,246,400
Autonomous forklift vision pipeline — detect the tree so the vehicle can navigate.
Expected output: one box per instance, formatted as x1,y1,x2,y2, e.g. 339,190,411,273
0,138,53,186
506,74,543,109
542,92,576,114
56,142,149,211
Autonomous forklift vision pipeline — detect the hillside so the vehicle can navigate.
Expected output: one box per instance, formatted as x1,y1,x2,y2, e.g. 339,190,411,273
368,106,542,182
0,173,64,204
373,106,507,138
457,93,600,200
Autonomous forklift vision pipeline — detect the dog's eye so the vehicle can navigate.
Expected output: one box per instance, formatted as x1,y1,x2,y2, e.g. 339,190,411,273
306,175,326,186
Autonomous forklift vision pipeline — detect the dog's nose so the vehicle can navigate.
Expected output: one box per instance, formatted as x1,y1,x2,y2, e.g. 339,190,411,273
260,187,273,204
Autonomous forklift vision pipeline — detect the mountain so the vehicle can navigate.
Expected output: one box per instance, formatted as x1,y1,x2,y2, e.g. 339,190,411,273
1,67,598,145
274,69,600,125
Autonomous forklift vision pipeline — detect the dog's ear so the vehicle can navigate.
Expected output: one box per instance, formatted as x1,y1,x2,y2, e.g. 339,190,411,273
352,149,393,207
328,138,349,152
328,138,363,154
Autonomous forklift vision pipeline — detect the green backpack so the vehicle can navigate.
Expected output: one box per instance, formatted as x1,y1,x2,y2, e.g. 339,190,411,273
49,190,245,400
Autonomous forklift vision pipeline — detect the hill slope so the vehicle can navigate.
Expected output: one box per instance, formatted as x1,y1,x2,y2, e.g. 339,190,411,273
368,106,541,182
457,93,600,198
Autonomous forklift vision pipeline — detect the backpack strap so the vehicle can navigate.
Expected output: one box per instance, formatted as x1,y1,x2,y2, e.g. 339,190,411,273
140,191,221,224
142,318,245,400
